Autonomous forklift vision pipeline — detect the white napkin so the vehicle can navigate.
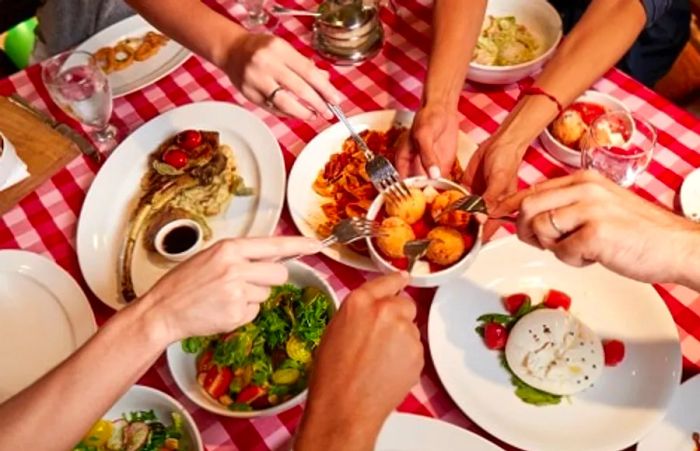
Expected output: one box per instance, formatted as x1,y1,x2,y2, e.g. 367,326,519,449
0,159,29,191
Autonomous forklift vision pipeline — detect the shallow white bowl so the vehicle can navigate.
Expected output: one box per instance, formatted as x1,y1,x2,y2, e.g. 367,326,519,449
468,0,563,85
0,131,23,190
540,90,631,167
104,385,203,451
365,176,482,288
166,260,340,418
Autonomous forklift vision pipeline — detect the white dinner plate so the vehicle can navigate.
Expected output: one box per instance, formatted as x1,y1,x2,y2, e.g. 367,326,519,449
77,101,285,310
76,15,191,97
428,236,682,451
104,385,203,451
638,373,700,451
287,109,477,272
0,250,96,403
375,413,503,451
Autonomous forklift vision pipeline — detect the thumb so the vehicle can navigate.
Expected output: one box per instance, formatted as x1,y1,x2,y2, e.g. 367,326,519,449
483,170,518,211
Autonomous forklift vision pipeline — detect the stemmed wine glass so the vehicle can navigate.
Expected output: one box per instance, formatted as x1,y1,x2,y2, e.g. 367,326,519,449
580,111,656,188
240,0,270,30
41,50,117,154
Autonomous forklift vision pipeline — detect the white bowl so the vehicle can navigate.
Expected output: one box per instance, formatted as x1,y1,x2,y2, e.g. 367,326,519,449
0,131,23,190
154,219,204,262
166,260,340,418
104,385,203,451
468,0,563,85
365,176,482,288
540,90,631,167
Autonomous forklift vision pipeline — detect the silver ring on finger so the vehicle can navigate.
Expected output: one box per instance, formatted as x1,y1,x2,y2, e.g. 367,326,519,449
548,209,565,237
265,86,285,109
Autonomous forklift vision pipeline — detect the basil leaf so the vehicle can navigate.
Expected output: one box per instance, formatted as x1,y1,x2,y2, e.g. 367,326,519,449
476,313,513,325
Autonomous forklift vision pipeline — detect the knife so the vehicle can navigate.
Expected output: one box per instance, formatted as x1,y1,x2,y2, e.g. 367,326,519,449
8,94,103,163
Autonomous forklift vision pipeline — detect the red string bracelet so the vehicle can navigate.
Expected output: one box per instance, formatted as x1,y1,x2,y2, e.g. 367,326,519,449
518,85,563,114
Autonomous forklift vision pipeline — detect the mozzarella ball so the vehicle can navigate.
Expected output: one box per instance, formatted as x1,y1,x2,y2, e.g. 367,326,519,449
551,110,587,149
376,217,415,259
426,226,465,266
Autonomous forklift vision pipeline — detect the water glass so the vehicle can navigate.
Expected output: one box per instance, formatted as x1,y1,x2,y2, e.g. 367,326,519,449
41,50,117,153
581,111,656,188
241,0,270,30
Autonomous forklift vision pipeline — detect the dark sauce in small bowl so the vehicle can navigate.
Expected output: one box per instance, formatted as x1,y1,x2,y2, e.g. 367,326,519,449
162,225,199,254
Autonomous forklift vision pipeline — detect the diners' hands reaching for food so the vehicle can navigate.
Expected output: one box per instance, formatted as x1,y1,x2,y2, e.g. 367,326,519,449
0,236,320,451
503,171,700,291
462,134,523,206
295,272,423,451
125,0,341,121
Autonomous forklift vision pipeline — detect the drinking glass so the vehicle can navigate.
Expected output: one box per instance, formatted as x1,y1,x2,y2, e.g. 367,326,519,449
41,50,117,153
241,0,270,30
581,111,656,188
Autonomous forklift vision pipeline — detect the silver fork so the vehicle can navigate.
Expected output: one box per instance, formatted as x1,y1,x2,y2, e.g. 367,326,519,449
403,239,432,273
281,217,382,262
326,103,410,204
436,194,517,223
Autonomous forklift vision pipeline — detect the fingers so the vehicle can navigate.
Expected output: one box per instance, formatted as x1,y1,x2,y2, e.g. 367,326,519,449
242,283,272,304
282,42,341,106
231,262,289,286
225,236,322,260
382,295,418,321
395,132,413,178
239,302,261,326
269,88,317,121
413,126,441,179
549,226,597,267
353,272,410,301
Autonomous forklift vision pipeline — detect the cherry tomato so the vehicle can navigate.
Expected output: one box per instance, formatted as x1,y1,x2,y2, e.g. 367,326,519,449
178,129,202,150
503,293,530,315
483,322,508,350
570,102,606,125
203,366,233,399
543,289,571,310
162,147,188,169
411,218,431,239
236,385,266,405
390,257,409,270
196,349,215,374
603,339,625,366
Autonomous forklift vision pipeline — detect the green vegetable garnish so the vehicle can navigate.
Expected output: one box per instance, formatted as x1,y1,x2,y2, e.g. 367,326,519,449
123,409,157,422
181,335,213,354
500,354,562,406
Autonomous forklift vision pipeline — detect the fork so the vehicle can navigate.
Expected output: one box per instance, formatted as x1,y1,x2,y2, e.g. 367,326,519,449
326,103,411,204
281,217,382,262
403,239,432,273
436,194,517,223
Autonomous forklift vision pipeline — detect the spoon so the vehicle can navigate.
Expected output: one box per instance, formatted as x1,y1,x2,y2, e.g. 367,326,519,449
403,239,432,274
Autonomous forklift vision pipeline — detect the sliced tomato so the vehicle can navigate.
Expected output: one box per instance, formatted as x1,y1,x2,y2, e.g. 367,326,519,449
603,339,625,366
411,218,431,239
203,366,233,399
483,322,508,350
543,289,571,311
235,385,266,405
503,293,530,315
196,349,215,374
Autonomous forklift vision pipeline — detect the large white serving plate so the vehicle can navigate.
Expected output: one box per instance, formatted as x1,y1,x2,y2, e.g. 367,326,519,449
77,101,285,310
0,250,96,402
375,413,503,451
287,109,477,272
76,14,191,97
638,373,700,451
428,236,682,451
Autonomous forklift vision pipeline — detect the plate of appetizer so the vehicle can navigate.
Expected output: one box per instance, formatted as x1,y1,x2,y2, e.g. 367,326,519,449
167,261,339,417
428,236,681,451
365,176,482,287
73,385,202,451
638,373,700,451
287,109,477,272
540,90,631,167
77,101,285,309
0,250,96,403
76,15,191,97
375,413,502,451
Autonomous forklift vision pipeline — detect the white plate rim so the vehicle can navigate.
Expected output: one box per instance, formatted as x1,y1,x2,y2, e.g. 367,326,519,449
427,235,682,451
77,101,285,310
75,14,191,97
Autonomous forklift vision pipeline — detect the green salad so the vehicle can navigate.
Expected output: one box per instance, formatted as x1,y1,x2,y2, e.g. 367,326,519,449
73,410,186,451
182,284,334,411
472,15,540,66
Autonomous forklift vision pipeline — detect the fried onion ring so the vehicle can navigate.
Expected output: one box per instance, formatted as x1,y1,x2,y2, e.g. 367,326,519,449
134,41,160,62
94,47,115,73
112,43,135,71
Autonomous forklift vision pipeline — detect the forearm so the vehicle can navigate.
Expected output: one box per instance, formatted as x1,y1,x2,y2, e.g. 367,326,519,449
673,227,700,292
126,0,246,68
423,0,486,107
495,0,647,157
0,296,168,450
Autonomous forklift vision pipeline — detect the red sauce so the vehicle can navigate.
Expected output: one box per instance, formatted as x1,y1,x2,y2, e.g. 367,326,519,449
568,101,607,125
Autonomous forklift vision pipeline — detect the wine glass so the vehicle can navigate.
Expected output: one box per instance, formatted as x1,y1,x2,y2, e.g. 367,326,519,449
581,111,656,188
241,0,270,30
41,50,117,153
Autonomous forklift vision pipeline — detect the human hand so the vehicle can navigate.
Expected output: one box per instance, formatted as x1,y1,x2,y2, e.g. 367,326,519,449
140,236,321,344
396,103,459,179
295,272,423,451
224,33,341,120
504,170,700,285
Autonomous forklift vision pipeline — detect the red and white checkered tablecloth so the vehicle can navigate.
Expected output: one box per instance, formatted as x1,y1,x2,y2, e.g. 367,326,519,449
1,1,700,449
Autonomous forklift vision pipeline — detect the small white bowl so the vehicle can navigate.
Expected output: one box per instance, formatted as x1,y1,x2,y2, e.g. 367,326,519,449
365,176,482,288
0,131,24,190
154,219,204,262
104,385,203,451
540,90,631,167
166,260,340,418
467,0,563,85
